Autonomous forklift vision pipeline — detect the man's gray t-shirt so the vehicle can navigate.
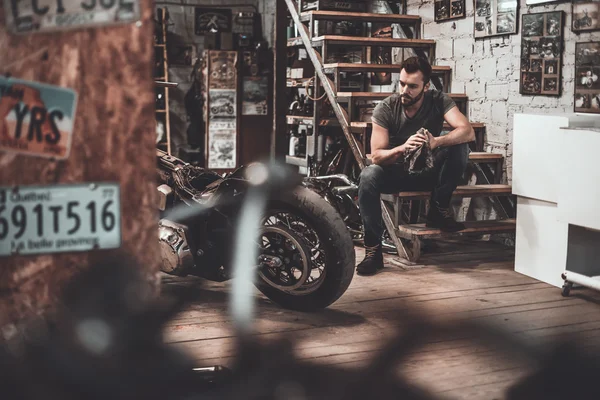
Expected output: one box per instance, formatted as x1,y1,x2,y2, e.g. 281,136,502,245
371,89,456,149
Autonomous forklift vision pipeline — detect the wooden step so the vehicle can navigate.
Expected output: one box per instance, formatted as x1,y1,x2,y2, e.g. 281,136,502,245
311,36,435,49
300,10,421,24
323,63,450,73
366,152,501,163
468,152,503,162
397,219,515,239
383,184,512,201
337,92,467,101
444,122,484,129
286,115,484,130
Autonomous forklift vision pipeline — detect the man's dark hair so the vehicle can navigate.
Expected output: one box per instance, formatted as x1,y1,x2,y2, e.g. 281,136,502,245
400,57,432,84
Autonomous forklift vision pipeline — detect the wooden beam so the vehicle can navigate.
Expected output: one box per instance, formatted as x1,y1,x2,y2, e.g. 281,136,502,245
0,0,159,328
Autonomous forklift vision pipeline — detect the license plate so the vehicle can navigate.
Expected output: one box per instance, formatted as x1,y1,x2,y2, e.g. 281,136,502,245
0,77,76,160
4,0,139,33
0,183,121,257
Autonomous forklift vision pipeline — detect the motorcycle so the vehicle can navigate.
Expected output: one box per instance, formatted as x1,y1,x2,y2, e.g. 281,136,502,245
156,149,356,311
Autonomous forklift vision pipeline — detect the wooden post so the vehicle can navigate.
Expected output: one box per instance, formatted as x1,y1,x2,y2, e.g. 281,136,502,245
0,0,159,333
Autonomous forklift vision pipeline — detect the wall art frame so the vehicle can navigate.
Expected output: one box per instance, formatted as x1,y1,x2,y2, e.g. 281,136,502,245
435,0,466,22
519,11,564,96
572,0,600,33
574,41,600,114
474,0,519,38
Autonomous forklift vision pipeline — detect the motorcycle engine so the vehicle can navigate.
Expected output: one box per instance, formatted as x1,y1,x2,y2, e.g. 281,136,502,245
158,219,194,275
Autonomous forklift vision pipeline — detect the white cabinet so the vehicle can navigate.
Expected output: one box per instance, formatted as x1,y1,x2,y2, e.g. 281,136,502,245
513,113,600,289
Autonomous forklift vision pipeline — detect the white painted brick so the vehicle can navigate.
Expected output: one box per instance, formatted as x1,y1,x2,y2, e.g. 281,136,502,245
486,124,509,144
435,39,453,59
452,80,466,93
496,56,512,80
469,100,491,122
465,80,485,99
475,58,497,80
474,40,484,56
453,37,473,58
451,19,472,37
486,83,509,100
491,101,508,125
418,2,435,24
455,59,474,82
424,21,442,38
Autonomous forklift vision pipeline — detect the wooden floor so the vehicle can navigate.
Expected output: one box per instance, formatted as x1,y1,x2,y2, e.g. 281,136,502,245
161,240,600,399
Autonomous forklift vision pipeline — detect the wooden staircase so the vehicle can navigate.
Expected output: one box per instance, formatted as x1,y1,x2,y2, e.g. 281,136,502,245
284,0,515,261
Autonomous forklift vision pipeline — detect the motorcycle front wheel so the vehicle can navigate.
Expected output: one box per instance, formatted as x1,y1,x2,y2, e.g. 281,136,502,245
255,187,356,311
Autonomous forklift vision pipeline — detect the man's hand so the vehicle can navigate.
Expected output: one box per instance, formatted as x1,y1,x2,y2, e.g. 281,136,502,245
424,130,439,150
402,131,428,153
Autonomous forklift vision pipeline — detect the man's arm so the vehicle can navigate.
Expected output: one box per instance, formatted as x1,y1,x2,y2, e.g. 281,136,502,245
369,123,402,165
370,123,427,165
427,106,475,150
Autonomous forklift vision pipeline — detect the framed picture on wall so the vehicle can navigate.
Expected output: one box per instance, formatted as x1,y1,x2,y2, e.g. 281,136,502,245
572,1,600,33
574,42,600,114
435,0,466,22
519,11,564,96
388,0,408,14
474,0,519,38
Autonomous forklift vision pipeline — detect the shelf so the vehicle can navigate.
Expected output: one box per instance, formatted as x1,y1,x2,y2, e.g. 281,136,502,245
287,36,435,49
323,63,451,73
300,10,421,24
154,44,166,47
312,35,435,48
336,92,468,102
156,109,167,113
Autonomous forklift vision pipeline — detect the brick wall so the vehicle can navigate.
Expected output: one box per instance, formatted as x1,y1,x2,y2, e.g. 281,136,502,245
412,0,600,183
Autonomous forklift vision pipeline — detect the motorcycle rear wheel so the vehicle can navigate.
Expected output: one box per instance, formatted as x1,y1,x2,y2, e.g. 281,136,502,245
255,187,355,311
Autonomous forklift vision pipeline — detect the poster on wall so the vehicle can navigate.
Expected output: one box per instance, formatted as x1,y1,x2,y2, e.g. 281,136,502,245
474,0,518,38
209,89,236,119
0,77,77,160
574,42,600,114
4,0,139,34
519,11,563,96
242,77,268,115
572,1,600,33
207,120,236,169
435,0,466,22
194,8,231,34
208,51,238,90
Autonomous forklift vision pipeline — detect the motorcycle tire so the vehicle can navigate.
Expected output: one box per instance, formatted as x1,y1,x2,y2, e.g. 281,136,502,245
256,186,355,311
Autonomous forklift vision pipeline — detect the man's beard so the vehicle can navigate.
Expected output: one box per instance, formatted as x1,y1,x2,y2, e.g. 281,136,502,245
401,86,425,107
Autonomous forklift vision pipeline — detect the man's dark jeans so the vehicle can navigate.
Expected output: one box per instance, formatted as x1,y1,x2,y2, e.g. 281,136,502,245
358,143,469,246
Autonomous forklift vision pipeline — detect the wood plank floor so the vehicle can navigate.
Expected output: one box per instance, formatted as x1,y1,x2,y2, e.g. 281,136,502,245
161,239,600,399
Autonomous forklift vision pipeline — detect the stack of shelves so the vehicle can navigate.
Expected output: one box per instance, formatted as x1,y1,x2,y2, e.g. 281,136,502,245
154,7,171,155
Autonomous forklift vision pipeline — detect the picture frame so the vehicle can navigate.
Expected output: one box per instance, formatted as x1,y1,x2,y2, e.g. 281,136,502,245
574,42,600,114
519,11,564,96
525,0,565,4
474,0,519,39
572,1,600,33
435,0,466,22
194,8,232,35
